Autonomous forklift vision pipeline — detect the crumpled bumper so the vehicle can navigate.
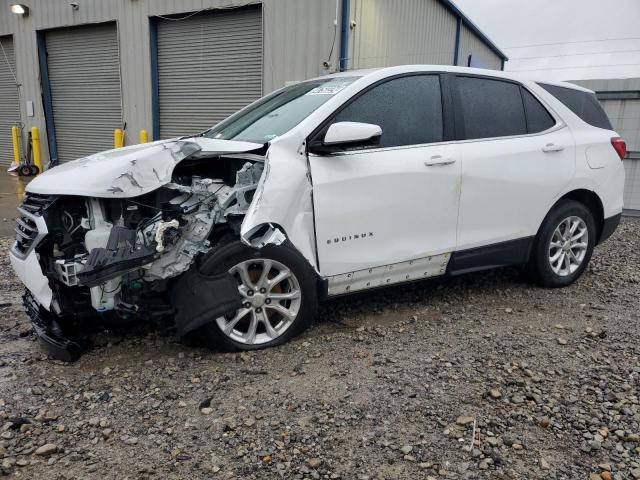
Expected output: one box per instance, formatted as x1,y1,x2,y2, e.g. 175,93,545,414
23,291,82,362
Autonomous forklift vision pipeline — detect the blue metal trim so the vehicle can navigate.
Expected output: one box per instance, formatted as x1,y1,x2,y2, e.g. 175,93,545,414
453,16,461,66
501,58,505,71
36,31,58,166
149,17,160,141
339,0,350,72
438,0,508,61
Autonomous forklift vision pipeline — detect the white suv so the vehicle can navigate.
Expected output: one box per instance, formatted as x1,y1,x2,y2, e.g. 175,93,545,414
10,65,625,360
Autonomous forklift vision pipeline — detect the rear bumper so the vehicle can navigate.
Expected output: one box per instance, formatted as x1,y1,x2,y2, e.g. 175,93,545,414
598,212,622,245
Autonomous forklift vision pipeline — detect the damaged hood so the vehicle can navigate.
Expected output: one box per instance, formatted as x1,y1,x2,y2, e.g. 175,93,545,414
26,137,263,198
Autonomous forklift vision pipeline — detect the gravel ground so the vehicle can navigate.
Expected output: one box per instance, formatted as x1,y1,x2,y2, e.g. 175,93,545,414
0,218,639,480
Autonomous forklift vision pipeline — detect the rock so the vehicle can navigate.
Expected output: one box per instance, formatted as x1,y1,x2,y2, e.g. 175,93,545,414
201,407,213,415
34,444,58,456
539,457,550,470
308,458,322,469
456,415,475,426
631,468,640,480
557,337,567,345
400,445,413,454
600,472,612,480
488,388,502,399
539,417,551,428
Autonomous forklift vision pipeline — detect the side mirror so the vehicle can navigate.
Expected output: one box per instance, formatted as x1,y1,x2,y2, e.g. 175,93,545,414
309,121,382,155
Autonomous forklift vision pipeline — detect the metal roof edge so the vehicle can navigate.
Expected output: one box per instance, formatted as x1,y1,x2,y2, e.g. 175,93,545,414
437,0,509,61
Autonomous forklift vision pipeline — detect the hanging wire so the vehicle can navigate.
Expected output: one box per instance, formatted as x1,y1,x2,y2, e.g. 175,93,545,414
0,38,18,86
324,0,339,67
155,8,210,21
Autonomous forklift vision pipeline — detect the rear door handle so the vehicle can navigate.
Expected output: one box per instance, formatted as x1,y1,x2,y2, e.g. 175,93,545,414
542,143,564,152
425,155,456,166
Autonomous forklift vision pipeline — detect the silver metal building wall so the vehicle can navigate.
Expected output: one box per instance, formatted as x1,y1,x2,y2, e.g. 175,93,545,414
0,0,505,166
348,0,458,69
155,7,263,138
0,0,341,164
45,23,122,162
0,35,20,166
458,24,503,70
571,78,640,212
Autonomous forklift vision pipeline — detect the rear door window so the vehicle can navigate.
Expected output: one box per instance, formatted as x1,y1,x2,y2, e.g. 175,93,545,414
332,74,443,148
521,88,556,133
455,76,527,140
538,83,613,130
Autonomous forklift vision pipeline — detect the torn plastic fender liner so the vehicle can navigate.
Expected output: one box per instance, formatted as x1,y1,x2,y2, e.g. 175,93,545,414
170,266,242,337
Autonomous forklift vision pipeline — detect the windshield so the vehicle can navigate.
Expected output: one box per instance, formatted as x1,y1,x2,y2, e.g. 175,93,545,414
204,77,360,143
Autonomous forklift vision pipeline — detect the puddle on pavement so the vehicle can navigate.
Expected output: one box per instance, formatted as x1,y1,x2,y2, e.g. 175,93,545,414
0,173,30,237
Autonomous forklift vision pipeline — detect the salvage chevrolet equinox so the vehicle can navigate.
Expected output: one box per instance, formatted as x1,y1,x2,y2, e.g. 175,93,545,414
10,66,625,360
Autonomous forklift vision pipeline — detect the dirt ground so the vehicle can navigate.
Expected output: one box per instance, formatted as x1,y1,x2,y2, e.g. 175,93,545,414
0,218,639,480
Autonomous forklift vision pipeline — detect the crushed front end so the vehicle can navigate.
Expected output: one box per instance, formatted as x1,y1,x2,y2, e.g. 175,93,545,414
9,156,265,360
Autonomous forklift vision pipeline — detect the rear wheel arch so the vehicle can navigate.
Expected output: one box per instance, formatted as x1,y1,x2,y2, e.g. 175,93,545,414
555,189,604,243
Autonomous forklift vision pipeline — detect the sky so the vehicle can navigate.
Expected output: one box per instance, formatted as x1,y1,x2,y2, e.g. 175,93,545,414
454,0,640,81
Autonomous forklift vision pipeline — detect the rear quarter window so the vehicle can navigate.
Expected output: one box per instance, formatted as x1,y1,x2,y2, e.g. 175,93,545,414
521,88,556,133
539,83,613,130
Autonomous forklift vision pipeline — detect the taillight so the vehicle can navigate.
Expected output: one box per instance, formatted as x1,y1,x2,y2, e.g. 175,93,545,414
611,137,626,160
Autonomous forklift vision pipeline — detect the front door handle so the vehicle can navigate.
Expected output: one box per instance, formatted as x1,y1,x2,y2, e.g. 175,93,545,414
542,143,564,152
425,155,456,166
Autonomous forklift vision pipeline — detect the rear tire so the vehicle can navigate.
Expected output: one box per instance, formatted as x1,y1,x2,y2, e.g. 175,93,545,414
196,241,317,351
528,200,596,287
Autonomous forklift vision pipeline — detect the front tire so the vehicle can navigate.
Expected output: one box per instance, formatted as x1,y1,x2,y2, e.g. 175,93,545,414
196,241,317,351
528,200,596,287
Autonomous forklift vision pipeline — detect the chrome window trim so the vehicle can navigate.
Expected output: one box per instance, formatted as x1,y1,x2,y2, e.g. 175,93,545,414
308,123,568,156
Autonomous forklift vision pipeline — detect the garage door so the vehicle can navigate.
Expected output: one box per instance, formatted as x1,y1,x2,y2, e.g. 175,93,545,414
45,23,122,163
0,36,21,167
156,6,263,139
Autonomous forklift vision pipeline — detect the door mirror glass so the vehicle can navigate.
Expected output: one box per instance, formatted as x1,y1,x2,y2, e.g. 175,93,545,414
310,121,382,154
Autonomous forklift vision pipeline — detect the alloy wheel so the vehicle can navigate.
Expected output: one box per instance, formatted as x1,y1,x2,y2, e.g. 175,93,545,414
215,258,302,345
548,216,589,277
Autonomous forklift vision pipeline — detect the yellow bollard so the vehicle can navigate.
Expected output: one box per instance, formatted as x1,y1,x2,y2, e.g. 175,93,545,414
114,128,124,149
31,127,43,174
11,126,21,166
139,129,148,144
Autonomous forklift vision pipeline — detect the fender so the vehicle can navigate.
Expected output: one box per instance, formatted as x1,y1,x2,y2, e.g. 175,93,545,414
240,135,319,273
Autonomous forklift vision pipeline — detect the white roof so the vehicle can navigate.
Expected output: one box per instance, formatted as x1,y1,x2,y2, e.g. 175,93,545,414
323,65,594,93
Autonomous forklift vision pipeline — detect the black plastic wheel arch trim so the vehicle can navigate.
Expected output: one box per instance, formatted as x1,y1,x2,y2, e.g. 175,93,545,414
598,213,621,245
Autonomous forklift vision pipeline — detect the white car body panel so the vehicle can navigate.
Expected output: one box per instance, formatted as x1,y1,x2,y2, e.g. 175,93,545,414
10,251,53,310
455,125,576,250
26,138,262,198
9,64,625,317
310,142,460,276
240,135,318,271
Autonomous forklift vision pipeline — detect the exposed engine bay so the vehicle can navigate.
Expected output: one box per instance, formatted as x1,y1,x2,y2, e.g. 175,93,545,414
17,153,264,325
